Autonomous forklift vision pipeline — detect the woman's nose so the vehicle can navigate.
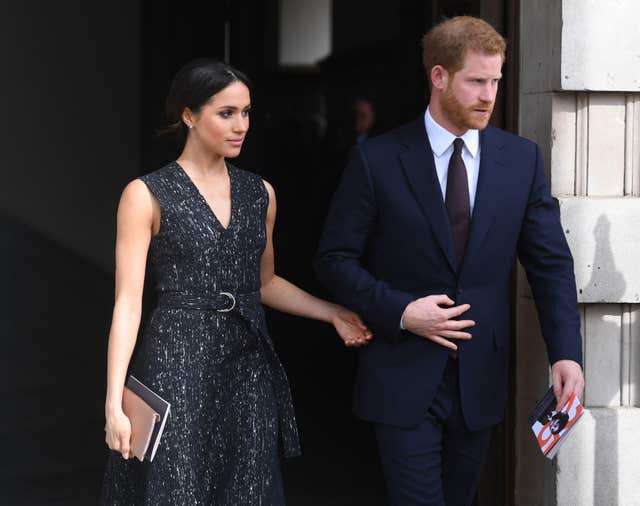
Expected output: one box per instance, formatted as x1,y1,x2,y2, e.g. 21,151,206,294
233,116,248,132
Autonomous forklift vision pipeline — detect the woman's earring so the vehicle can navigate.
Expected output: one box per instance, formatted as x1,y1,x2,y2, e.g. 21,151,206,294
188,124,193,129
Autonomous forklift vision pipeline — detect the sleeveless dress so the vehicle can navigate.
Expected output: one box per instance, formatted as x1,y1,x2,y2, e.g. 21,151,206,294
102,162,300,505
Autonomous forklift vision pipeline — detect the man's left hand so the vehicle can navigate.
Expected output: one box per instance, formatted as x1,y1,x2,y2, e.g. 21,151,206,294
551,360,585,410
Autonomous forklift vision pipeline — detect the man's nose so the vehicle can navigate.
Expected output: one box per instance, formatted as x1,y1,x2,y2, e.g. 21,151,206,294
479,82,496,102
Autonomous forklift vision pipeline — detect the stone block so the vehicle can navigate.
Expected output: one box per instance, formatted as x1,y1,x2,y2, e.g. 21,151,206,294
556,407,640,505
519,92,553,179
550,93,577,196
558,197,640,303
520,0,562,94
628,305,640,407
561,1,640,92
587,95,626,196
279,0,331,65
515,296,556,505
583,305,621,407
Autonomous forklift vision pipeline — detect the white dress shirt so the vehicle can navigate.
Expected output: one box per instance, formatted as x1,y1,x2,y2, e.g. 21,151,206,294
399,109,481,330
424,107,481,213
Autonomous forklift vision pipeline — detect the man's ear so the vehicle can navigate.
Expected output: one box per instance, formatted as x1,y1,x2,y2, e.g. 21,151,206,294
430,65,449,92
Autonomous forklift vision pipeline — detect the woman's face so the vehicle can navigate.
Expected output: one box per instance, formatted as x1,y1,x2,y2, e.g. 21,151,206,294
186,80,251,158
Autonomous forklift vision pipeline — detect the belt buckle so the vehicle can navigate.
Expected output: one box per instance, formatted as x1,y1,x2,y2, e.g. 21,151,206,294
217,292,236,312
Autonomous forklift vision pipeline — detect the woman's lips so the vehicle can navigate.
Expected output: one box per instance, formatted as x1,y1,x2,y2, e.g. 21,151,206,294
227,138,244,146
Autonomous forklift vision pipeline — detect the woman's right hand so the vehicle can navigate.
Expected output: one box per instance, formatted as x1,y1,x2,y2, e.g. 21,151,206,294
331,306,373,347
105,408,132,459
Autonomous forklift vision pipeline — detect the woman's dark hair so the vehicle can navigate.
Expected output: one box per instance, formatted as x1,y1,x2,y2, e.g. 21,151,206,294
161,58,251,143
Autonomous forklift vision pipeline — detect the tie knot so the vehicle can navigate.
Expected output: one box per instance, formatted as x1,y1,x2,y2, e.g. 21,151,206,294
453,138,464,154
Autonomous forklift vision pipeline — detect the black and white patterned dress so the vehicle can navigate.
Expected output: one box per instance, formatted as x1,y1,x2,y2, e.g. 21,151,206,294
102,162,300,505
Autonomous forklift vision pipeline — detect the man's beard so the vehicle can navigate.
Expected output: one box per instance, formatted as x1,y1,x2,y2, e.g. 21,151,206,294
441,85,493,131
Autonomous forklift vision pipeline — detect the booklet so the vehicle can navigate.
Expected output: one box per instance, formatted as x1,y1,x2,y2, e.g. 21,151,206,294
122,375,171,462
528,386,583,460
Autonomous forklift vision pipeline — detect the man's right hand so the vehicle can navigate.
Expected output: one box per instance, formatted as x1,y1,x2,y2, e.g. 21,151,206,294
402,295,474,350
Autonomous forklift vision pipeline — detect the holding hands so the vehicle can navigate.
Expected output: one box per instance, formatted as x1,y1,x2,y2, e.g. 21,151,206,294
402,294,474,350
331,307,373,347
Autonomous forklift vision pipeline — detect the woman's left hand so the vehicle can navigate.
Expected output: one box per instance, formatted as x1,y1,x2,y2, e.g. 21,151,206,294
332,308,373,347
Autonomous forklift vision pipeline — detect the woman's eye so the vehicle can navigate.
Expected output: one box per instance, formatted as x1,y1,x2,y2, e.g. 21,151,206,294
220,111,233,118
242,109,251,117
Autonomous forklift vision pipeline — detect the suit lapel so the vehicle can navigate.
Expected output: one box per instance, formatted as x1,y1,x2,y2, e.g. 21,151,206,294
462,126,505,271
399,119,456,273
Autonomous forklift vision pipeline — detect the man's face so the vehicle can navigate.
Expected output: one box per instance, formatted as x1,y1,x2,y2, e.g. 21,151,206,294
354,99,375,135
439,50,503,133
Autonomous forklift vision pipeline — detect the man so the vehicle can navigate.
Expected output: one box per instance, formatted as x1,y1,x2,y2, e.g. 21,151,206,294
353,97,376,144
315,16,584,506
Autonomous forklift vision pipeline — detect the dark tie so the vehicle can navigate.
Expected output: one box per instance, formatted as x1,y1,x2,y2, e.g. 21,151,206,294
445,138,470,268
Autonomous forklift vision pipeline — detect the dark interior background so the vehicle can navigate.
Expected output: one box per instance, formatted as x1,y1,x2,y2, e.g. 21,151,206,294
2,1,517,504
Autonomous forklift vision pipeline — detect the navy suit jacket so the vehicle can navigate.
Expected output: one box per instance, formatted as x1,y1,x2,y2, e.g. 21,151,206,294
315,118,582,431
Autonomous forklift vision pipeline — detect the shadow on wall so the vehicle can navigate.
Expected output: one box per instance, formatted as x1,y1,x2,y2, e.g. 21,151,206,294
583,214,624,506
1,213,112,505
582,215,626,301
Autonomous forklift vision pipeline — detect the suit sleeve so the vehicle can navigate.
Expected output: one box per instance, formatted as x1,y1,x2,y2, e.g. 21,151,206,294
517,143,583,366
314,145,414,341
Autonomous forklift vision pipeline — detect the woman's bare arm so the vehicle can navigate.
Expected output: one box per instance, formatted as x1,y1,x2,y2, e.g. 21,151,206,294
259,181,371,346
104,179,157,458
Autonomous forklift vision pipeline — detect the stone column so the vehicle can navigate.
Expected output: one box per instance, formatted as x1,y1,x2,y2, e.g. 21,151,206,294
516,1,640,505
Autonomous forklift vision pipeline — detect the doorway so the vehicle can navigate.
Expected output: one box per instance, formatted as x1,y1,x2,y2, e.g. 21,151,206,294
140,1,519,504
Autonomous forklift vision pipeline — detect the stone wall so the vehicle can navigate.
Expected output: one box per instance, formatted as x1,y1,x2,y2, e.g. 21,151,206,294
517,1,640,504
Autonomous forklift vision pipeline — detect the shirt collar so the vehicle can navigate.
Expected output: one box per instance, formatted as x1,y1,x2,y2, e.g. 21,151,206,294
424,107,479,159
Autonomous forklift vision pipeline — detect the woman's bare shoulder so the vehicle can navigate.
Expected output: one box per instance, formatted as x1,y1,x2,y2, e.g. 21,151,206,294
118,179,156,218
261,178,276,199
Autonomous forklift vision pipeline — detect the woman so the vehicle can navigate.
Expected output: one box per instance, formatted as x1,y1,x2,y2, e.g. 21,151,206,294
102,59,371,505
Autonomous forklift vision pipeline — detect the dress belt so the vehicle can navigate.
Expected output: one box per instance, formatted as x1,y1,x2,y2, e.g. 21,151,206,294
156,291,259,312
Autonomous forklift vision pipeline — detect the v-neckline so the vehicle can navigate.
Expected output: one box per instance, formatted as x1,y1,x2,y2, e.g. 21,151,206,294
175,161,235,232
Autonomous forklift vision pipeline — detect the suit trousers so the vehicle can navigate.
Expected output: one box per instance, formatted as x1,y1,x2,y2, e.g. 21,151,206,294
374,358,493,506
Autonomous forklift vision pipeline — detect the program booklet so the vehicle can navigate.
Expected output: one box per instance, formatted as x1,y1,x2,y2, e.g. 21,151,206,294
529,386,583,460
122,375,171,462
